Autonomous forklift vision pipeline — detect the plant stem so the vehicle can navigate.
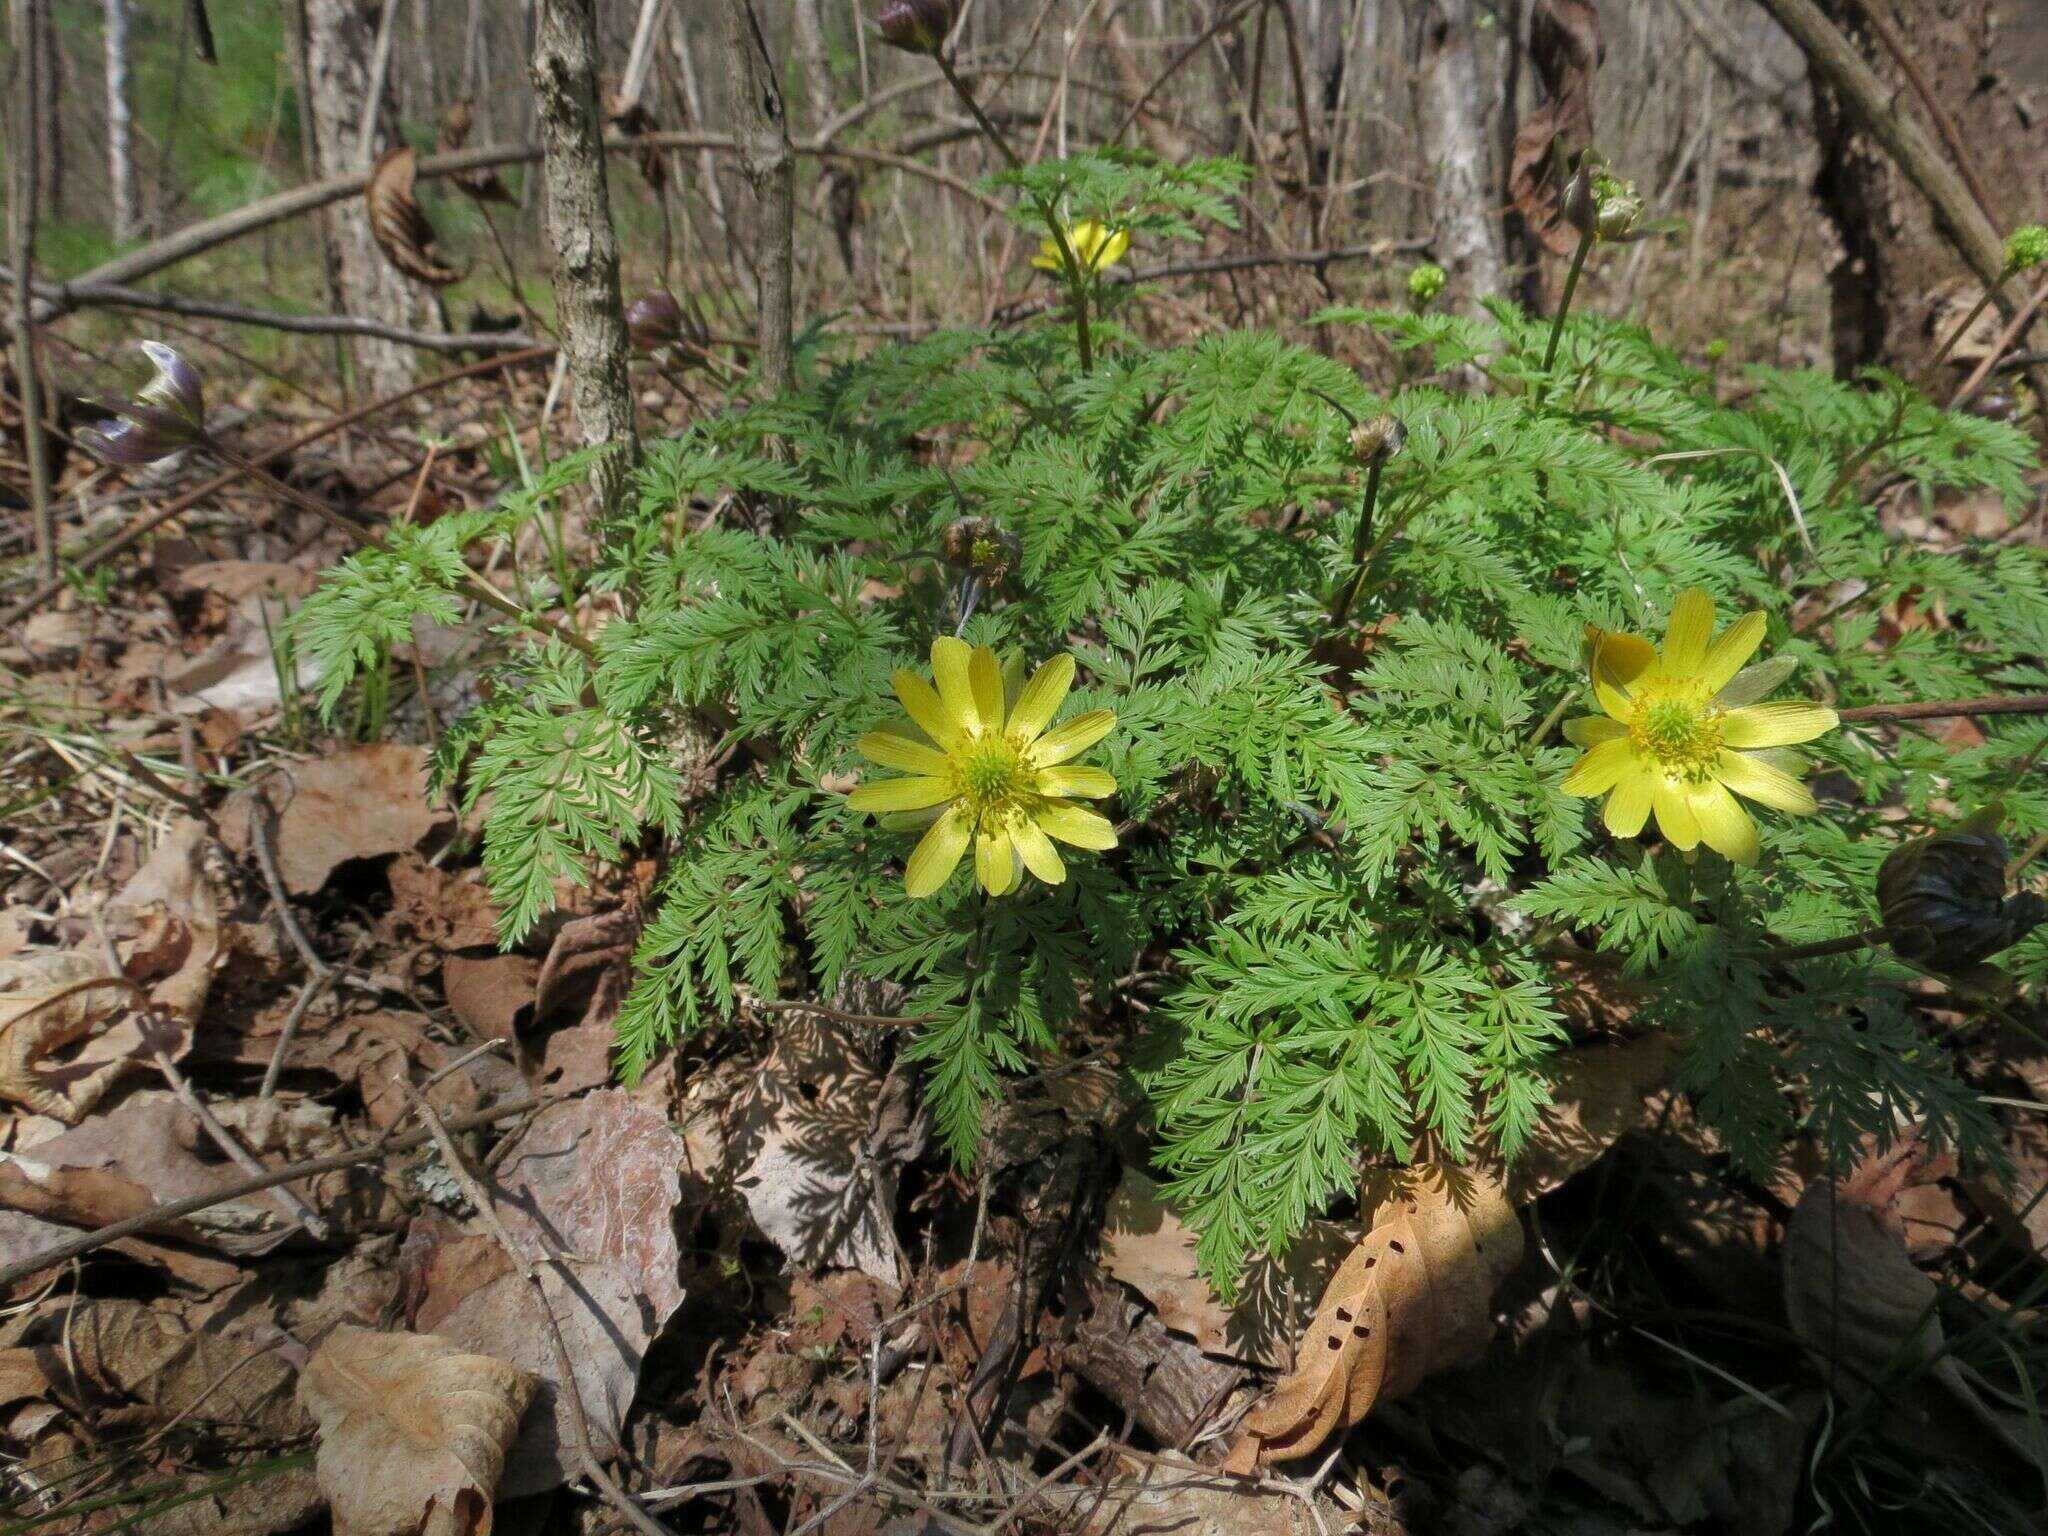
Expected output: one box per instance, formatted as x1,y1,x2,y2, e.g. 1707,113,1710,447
1540,228,1595,382
1326,455,1385,631
1754,926,1889,965
934,51,1021,171
1524,687,1579,755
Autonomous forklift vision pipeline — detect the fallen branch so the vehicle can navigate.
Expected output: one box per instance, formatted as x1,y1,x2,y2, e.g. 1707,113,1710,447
1838,693,2048,723
0,267,539,351
0,1094,539,1291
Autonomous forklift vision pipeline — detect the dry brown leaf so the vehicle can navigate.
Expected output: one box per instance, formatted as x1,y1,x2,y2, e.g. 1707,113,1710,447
222,746,448,895
366,147,465,286
387,853,502,952
0,950,137,1120
1507,0,1602,255
300,1325,536,1536
438,99,515,204
1785,1180,2048,1475
441,954,537,1043
1223,1165,1523,1473
1221,1036,1671,1471
423,1090,688,1497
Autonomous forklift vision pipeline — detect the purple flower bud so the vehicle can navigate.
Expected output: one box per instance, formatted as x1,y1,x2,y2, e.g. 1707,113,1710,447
626,291,686,354
877,0,958,54
77,342,207,469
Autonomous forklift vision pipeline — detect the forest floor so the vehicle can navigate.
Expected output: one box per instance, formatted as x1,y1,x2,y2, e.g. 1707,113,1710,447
3,179,2048,1536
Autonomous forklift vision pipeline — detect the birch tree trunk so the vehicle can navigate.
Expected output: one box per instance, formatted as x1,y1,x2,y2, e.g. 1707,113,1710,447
723,0,795,396
295,0,440,397
531,0,638,511
1416,0,1507,303
105,0,138,242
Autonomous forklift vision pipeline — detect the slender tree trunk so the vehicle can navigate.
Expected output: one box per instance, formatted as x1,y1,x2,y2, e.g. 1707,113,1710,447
297,0,440,396
723,0,795,396
530,0,638,510
791,0,861,278
11,0,55,582
105,0,138,241
34,0,61,222
1416,0,1507,303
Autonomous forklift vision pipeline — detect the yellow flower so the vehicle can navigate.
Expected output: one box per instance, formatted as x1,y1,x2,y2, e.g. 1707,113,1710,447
1031,219,1130,277
1559,589,1837,865
848,638,1119,898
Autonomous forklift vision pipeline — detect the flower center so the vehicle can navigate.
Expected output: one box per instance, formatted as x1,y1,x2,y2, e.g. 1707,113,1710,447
1631,694,1722,780
958,738,1023,811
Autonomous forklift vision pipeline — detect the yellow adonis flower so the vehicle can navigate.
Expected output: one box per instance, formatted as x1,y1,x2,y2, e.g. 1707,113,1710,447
1560,589,1837,866
1031,219,1130,277
848,638,1118,898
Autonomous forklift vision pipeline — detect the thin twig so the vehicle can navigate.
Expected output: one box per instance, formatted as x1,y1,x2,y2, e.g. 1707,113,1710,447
1839,694,2048,724
401,1084,679,1536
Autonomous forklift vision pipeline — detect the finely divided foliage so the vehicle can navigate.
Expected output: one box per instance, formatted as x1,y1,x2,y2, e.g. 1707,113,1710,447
294,151,2048,1293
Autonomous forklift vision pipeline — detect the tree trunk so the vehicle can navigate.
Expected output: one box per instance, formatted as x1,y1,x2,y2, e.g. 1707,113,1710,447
295,0,441,398
1793,0,2045,381
34,0,61,222
1416,0,1507,304
723,0,795,397
11,0,55,581
105,0,138,242
531,0,638,511
790,0,861,278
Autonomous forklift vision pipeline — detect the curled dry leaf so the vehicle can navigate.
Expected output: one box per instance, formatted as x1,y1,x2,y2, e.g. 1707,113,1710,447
0,950,136,1121
438,99,515,204
300,1324,536,1536
367,146,465,287
1507,0,1602,255
1221,1036,1671,1471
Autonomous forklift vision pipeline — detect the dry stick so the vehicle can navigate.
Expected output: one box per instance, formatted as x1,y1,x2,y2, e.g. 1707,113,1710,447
0,1093,538,1291
399,1083,679,1536
1111,0,1262,144
1840,0,1998,228
1838,694,2048,724
1951,271,2048,413
9,0,55,585
0,269,540,352
0,345,553,631
1271,0,1322,230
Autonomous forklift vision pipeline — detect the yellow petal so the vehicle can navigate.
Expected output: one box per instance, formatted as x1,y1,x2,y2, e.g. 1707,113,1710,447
905,807,971,897
1036,801,1118,850
1561,738,1634,797
1563,716,1627,747
1009,654,1076,743
1661,589,1717,676
1714,750,1816,814
848,776,953,813
1032,240,1063,272
967,645,1004,733
1038,765,1117,799
1653,777,1702,850
976,827,1017,895
1028,709,1116,766
931,637,982,736
892,669,959,749
1097,226,1130,269
1013,817,1067,885
857,730,948,776
1588,629,1656,721
1713,653,1797,709
1720,702,1838,750
1689,781,1759,864
1603,768,1654,837
1698,610,1767,694
1001,650,1029,716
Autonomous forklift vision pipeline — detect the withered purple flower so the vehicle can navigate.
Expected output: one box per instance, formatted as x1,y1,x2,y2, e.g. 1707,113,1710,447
77,341,207,468
877,0,958,54
1878,823,2047,973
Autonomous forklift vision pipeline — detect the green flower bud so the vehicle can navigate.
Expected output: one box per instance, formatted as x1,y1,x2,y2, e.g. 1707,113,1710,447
1407,263,1447,304
940,516,1019,585
2004,224,2048,273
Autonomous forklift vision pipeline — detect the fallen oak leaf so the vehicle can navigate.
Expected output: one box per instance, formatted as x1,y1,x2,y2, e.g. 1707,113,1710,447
299,1325,536,1536
366,146,465,287
0,952,138,1121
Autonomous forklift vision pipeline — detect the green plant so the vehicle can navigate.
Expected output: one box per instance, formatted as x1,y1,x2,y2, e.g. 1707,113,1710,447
296,149,2048,1295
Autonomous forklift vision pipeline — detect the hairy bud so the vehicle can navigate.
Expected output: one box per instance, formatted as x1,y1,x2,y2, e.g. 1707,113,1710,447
626,291,686,354
1878,825,2047,972
1348,414,1407,466
940,516,1020,585
876,0,958,54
